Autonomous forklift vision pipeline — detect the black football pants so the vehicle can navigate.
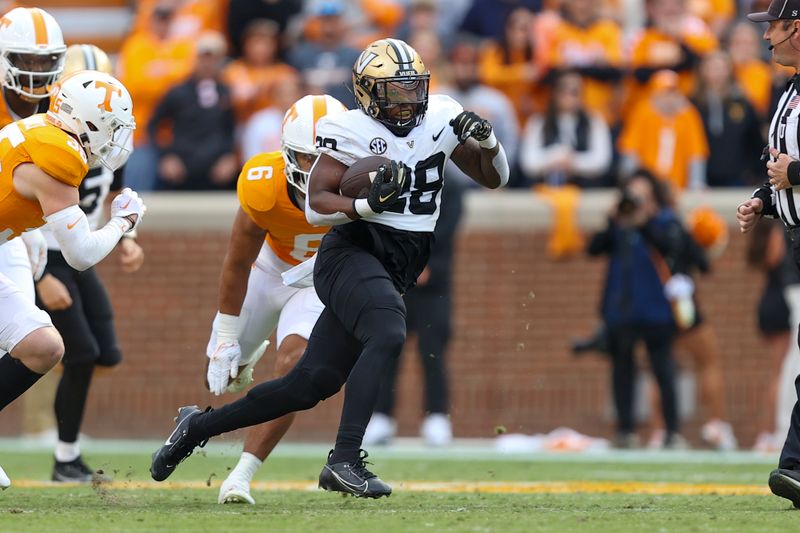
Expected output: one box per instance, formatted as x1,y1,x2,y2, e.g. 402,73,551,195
191,230,407,463
374,287,451,416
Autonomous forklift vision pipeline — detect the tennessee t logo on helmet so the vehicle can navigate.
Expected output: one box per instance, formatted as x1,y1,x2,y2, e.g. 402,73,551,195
94,80,121,112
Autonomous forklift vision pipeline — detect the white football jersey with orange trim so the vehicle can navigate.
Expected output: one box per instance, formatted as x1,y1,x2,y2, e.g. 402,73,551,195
315,94,463,232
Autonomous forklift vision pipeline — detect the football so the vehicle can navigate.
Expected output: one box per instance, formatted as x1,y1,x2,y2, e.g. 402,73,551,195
339,156,392,198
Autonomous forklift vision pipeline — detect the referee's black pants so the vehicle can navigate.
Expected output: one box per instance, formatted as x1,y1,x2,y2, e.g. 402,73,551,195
191,228,414,463
779,229,800,469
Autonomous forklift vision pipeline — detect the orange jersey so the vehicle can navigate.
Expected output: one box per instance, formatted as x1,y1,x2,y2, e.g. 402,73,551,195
625,24,717,119
116,32,195,145
735,60,772,117
0,114,88,241
221,60,298,123
237,151,329,266
618,100,708,190
546,18,623,123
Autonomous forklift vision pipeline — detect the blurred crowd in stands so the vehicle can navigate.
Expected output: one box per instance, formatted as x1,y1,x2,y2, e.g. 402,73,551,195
114,0,781,192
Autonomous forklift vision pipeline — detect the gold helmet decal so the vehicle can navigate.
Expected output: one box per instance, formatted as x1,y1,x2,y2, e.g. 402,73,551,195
352,38,430,136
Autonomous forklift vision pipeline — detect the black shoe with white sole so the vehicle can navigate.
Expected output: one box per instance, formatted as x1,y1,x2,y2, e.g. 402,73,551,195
318,450,391,498
150,405,209,482
52,456,101,483
769,468,800,509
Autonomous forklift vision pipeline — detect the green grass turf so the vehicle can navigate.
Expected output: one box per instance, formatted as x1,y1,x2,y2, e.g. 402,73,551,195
0,449,795,532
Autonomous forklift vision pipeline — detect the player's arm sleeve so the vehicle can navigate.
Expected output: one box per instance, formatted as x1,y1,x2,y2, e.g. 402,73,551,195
44,204,130,271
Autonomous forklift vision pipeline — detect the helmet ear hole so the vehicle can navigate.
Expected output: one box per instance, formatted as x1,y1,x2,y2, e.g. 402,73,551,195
86,121,99,132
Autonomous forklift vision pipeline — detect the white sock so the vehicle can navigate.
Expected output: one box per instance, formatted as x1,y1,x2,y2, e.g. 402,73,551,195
228,452,262,483
55,441,80,463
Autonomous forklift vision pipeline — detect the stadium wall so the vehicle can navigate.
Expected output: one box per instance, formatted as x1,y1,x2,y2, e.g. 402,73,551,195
0,190,769,447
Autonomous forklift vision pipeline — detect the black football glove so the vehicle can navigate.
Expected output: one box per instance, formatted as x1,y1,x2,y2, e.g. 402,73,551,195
449,110,493,144
367,160,407,213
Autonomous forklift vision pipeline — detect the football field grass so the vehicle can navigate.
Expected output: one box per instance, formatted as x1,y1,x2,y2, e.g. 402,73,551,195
0,440,796,532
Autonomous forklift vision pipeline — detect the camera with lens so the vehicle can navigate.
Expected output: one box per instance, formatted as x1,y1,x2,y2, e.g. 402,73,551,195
617,190,641,217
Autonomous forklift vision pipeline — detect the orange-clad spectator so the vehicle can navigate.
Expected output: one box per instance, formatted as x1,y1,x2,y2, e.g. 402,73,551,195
240,73,303,160
117,3,195,190
619,70,709,190
354,0,405,48
545,0,624,124
222,19,297,125
479,7,542,126
133,0,227,39
728,21,774,117
627,0,717,117
687,0,736,36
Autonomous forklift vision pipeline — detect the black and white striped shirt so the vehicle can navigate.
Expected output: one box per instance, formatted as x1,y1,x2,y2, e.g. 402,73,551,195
766,77,800,225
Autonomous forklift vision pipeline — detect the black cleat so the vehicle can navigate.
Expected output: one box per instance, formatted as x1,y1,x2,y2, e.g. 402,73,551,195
318,449,392,498
150,405,209,482
769,468,800,509
52,456,107,483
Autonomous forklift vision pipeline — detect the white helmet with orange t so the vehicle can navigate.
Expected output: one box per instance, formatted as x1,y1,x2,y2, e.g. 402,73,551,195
0,7,66,100
281,94,347,194
46,70,135,171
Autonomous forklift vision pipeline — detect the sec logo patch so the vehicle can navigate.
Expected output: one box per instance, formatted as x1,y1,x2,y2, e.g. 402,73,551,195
369,137,387,155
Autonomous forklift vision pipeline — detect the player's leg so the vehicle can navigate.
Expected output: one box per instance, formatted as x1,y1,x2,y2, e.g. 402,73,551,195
0,271,62,489
220,335,305,504
311,246,405,498
215,257,297,503
415,289,452,446
45,261,114,481
364,290,412,447
151,307,360,482
643,324,681,448
363,352,400,446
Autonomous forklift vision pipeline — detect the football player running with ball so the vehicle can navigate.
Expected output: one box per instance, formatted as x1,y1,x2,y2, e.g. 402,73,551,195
207,94,346,505
0,70,142,489
151,38,508,498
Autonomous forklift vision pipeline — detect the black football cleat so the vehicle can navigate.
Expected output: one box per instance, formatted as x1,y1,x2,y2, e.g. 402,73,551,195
769,468,800,509
318,449,392,498
52,456,107,483
150,405,209,482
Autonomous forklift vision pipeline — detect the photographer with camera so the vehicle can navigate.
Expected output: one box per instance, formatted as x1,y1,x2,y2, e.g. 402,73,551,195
587,169,681,448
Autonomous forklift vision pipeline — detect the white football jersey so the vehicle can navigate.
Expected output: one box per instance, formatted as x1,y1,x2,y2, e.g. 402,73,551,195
315,94,464,232
42,164,117,250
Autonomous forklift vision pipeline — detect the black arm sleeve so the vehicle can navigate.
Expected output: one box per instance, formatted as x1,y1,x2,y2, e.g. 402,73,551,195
588,219,615,256
753,185,779,218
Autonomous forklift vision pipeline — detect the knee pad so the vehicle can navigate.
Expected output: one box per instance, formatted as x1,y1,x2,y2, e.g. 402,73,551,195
360,310,407,358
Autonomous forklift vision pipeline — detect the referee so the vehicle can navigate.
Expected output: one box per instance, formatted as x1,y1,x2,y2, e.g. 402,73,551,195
740,0,800,509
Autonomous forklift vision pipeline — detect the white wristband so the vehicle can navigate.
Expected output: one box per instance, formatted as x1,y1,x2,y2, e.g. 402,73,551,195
478,131,498,150
215,312,239,345
354,198,377,218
